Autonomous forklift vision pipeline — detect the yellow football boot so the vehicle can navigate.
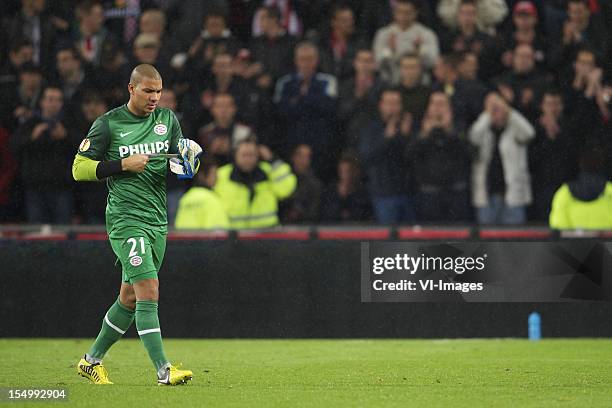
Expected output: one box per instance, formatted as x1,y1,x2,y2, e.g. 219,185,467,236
157,364,193,386
77,357,113,385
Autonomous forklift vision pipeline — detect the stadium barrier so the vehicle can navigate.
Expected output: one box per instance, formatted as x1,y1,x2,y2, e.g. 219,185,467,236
1,225,611,338
0,224,577,241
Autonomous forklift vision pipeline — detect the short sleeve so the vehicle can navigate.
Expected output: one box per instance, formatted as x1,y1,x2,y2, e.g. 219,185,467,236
168,111,184,154
77,116,111,160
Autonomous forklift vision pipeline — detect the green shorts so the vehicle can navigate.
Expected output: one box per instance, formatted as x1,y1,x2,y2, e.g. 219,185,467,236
108,225,167,284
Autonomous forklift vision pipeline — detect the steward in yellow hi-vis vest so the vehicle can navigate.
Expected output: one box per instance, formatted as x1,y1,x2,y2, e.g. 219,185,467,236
215,138,296,229
175,159,229,229
549,178,612,230
175,187,229,229
549,147,612,230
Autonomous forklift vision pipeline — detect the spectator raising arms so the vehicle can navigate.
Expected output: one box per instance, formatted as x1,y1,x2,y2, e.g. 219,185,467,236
529,89,576,222
563,48,608,142
338,48,381,148
410,92,472,222
432,53,488,133
398,53,431,127
550,0,608,69
469,92,535,225
494,44,550,121
359,88,414,225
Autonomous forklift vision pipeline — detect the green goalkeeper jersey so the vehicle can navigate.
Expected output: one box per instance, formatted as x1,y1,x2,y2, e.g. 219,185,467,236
77,104,183,230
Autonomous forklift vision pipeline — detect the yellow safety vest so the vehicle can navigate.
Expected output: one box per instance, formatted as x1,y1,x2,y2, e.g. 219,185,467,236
175,187,229,230
549,182,612,229
215,161,297,229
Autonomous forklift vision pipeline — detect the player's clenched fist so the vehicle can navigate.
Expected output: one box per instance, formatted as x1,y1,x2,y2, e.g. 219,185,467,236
121,154,149,173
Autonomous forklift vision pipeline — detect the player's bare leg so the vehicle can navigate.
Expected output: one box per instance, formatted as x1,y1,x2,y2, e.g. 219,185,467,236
77,283,136,384
133,278,193,385
119,283,137,310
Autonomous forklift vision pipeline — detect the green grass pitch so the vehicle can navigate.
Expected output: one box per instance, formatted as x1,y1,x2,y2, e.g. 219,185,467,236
1,339,611,407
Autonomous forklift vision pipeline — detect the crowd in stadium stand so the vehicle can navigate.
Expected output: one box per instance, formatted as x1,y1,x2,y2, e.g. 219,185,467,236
1,0,611,227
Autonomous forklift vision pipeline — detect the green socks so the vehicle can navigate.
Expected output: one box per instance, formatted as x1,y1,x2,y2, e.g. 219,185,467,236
135,300,169,371
87,298,135,360
86,299,169,372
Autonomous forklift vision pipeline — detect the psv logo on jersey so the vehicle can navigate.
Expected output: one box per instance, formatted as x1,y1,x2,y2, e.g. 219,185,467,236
130,256,143,267
154,124,168,135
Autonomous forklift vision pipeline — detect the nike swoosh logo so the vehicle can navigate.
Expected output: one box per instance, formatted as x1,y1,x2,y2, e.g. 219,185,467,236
120,131,134,138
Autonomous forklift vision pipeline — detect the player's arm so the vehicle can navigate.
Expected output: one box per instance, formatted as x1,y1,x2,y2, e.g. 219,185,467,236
72,116,149,181
267,160,297,200
72,154,149,181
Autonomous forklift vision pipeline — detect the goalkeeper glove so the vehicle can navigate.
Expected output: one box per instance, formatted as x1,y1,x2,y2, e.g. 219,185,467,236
170,139,202,179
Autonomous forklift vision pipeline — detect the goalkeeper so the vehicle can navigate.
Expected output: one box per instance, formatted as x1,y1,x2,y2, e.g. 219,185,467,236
71,64,201,385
